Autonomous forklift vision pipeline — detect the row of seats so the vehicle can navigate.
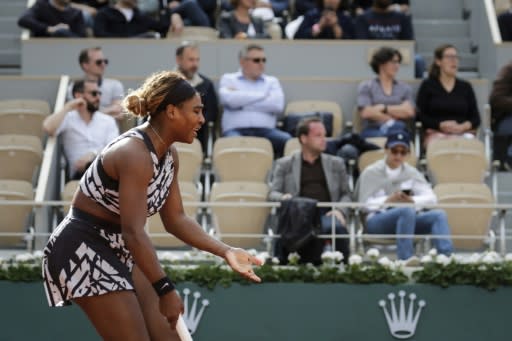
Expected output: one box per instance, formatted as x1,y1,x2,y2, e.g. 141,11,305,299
0,99,51,247
0,97,495,253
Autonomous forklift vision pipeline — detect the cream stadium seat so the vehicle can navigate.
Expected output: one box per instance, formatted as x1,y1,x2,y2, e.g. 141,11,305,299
284,100,343,137
212,137,273,182
174,139,203,183
0,180,34,246
434,183,494,250
0,99,50,139
167,26,218,40
209,181,270,249
147,181,201,248
0,134,43,182
283,137,300,157
61,180,80,215
426,137,487,184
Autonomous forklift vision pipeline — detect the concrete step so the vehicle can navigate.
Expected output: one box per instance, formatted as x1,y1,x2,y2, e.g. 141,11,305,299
417,37,473,54
0,49,20,67
0,67,21,76
414,19,469,38
0,2,28,18
0,17,21,36
411,0,466,19
0,34,21,50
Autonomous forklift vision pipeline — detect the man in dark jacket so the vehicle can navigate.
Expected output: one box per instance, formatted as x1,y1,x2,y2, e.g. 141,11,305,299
93,0,170,37
269,117,352,264
18,0,87,37
175,42,219,152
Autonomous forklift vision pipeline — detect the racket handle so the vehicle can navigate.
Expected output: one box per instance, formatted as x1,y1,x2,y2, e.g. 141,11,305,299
176,315,193,341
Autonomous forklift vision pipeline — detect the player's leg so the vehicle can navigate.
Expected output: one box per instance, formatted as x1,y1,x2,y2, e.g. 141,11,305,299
74,290,150,341
133,264,181,341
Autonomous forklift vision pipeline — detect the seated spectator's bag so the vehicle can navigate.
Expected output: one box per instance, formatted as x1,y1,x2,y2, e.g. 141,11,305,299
283,112,333,137
277,197,320,252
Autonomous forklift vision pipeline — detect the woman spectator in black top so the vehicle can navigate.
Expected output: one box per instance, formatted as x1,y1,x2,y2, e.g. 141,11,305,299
416,44,480,147
294,0,354,39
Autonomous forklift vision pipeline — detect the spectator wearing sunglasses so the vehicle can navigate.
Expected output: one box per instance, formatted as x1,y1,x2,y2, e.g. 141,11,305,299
18,0,87,37
217,0,271,39
43,79,120,180
68,47,128,129
356,130,453,264
219,44,291,156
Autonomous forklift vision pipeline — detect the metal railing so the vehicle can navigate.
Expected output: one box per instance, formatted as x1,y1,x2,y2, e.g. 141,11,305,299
1,199,510,256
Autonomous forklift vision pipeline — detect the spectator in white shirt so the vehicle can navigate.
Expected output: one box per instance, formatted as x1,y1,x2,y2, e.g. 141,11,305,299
44,79,120,179
68,47,131,131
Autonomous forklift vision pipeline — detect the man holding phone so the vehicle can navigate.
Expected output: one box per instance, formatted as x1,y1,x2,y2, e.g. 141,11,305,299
356,130,453,263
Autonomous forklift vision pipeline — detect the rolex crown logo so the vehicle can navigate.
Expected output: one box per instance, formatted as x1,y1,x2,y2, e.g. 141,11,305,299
379,290,426,339
180,288,210,335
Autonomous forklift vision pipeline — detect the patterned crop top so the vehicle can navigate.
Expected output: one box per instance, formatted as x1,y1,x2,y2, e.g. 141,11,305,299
79,129,174,217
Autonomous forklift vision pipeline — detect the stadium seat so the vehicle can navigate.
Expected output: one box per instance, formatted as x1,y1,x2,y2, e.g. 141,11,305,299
284,137,300,157
426,137,487,184
167,26,219,40
61,180,79,214
284,100,343,137
209,181,270,249
434,183,494,250
147,181,201,248
0,180,33,247
0,99,50,139
212,136,273,182
174,139,203,183
0,134,43,182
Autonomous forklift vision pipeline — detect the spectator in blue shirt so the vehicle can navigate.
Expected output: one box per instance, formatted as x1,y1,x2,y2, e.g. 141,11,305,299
219,44,291,156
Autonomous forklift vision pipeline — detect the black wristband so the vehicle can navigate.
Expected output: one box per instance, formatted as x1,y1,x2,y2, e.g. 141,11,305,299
152,276,175,297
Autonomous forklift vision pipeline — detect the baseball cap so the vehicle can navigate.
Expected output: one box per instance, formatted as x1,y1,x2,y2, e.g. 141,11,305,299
385,131,410,149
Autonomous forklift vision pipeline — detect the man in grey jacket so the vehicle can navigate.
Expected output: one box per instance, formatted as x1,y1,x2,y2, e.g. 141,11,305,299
269,117,352,263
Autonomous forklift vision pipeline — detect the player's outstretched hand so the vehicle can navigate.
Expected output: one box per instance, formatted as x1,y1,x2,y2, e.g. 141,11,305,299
224,248,263,283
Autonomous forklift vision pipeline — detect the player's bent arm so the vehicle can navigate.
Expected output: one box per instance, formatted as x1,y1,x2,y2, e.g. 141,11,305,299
116,143,168,283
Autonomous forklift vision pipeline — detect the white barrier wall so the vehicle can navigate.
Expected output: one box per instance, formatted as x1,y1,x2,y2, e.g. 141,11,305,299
21,39,415,79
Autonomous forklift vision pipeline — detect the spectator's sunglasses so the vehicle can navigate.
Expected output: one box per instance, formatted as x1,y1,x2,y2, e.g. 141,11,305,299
94,59,109,66
248,57,266,64
87,90,102,97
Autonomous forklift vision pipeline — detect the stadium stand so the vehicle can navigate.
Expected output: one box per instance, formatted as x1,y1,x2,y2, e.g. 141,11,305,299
0,0,510,258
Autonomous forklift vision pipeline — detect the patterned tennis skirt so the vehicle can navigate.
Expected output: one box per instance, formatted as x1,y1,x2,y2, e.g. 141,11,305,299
42,207,134,307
